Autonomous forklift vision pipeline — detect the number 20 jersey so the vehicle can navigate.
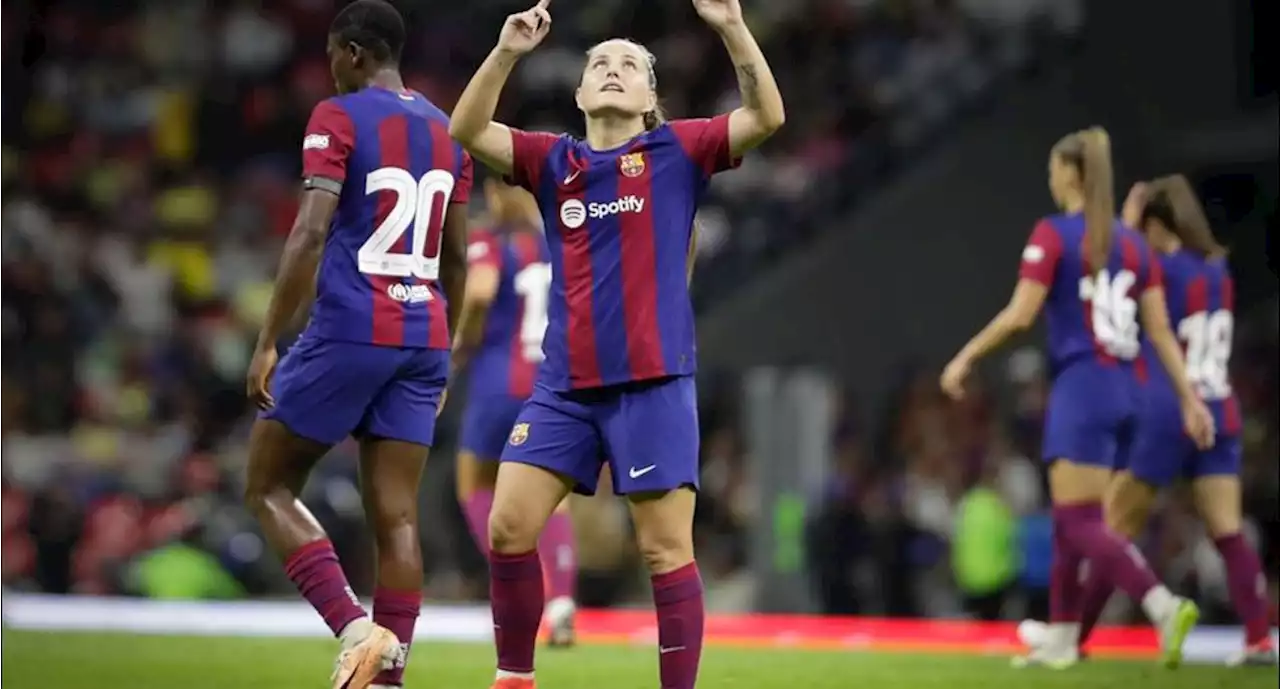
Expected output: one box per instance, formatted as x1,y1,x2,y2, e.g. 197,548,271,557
1140,249,1242,435
300,86,474,349
1019,212,1161,375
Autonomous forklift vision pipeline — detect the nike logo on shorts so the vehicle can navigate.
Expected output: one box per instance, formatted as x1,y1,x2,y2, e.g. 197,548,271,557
628,465,656,479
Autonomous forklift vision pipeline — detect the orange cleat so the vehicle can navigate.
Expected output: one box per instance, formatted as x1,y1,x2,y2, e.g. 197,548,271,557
331,625,402,689
490,677,537,689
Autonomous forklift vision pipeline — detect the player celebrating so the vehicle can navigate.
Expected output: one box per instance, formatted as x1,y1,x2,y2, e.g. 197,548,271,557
242,2,471,688
452,178,580,647
940,128,1214,669
1069,176,1275,665
448,1,784,687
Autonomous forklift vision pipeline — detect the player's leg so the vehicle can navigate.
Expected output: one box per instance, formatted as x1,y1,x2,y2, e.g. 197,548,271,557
1076,469,1158,648
540,494,578,647
244,337,379,645
607,377,704,689
457,397,510,555
354,347,450,689
1189,438,1274,664
489,389,603,687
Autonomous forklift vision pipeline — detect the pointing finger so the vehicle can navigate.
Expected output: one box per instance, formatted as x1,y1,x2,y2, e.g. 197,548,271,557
535,0,551,9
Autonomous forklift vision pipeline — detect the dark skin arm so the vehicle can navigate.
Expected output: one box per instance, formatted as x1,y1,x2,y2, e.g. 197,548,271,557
247,188,339,409
439,206,470,355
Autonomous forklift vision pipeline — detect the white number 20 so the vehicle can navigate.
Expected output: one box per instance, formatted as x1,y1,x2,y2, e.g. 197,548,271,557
1079,269,1140,359
359,167,455,280
1178,309,1233,400
513,262,552,363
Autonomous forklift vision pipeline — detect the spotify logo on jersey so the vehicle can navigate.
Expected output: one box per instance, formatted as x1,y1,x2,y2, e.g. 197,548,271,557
559,199,587,229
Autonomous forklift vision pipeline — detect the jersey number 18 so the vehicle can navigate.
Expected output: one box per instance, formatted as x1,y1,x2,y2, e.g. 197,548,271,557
1178,309,1233,400
359,167,455,281
1079,269,1139,359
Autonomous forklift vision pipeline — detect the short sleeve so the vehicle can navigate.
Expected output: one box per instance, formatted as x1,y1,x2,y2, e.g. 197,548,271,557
1018,219,1063,285
507,128,559,192
670,114,740,179
301,100,355,186
451,151,474,205
467,231,501,270
1144,246,1164,292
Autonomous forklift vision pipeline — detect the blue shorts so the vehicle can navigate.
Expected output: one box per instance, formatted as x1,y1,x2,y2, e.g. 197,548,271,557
459,392,526,459
262,335,448,447
1041,362,1136,468
500,376,700,496
1127,423,1242,487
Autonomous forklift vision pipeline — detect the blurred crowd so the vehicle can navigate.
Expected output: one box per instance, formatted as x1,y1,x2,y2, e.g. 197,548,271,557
9,0,1270,627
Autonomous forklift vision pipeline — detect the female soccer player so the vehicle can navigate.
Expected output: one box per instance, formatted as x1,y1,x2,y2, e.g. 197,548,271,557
452,178,579,647
940,128,1215,669
449,1,784,687
1070,176,1275,666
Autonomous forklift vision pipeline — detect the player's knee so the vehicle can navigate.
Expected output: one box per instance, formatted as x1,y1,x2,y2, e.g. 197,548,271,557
634,527,694,575
488,503,538,554
242,479,289,517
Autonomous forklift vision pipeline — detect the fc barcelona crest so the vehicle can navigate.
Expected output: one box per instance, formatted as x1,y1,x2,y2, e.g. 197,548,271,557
508,423,530,446
619,153,645,178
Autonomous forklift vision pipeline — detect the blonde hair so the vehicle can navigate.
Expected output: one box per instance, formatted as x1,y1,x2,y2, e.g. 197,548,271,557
585,38,665,131
1052,127,1115,273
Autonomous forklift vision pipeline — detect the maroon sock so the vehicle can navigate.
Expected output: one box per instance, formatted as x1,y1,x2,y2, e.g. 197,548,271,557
652,562,704,689
372,588,421,687
539,512,577,602
283,539,366,636
463,490,495,557
1050,509,1084,623
1077,561,1114,646
1214,533,1270,645
1055,503,1159,602
490,550,544,674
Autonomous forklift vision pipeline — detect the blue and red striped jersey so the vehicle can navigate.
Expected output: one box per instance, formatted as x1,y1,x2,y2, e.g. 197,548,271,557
465,227,551,399
299,86,473,349
1140,249,1241,434
506,115,738,390
1019,213,1161,374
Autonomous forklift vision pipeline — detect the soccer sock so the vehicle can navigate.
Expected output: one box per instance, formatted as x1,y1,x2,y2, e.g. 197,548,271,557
1214,533,1271,645
372,588,421,687
539,512,577,604
463,490,495,556
1049,510,1084,626
490,550,544,676
1054,503,1169,621
1076,562,1114,647
283,539,367,637
652,562,705,689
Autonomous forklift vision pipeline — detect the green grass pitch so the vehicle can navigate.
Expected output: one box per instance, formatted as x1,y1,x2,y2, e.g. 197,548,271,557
2,631,1276,688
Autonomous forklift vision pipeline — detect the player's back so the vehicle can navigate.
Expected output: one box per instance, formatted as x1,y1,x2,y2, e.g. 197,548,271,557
1141,249,1241,434
1027,213,1156,377
305,86,471,350
467,228,552,400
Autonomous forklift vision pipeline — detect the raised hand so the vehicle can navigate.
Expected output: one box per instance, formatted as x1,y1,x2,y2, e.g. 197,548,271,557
692,0,744,30
1121,182,1148,229
497,0,552,55
940,356,971,401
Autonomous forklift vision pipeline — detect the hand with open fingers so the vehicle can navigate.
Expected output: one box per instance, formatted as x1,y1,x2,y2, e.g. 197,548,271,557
692,0,744,30
1181,397,1216,450
940,356,971,401
497,0,552,55
246,346,279,410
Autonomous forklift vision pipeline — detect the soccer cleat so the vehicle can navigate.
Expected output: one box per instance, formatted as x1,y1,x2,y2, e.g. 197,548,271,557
1225,638,1278,667
490,678,536,689
544,596,576,648
1011,645,1079,670
332,624,403,689
1157,598,1200,669
1016,619,1049,648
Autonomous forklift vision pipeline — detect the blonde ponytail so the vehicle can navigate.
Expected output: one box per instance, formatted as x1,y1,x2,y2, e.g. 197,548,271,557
1080,127,1115,273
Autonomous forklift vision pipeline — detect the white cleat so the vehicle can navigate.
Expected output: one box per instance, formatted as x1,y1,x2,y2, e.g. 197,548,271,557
1226,639,1278,667
544,596,576,648
1016,619,1051,648
332,620,403,689
1011,645,1079,670
1012,620,1079,670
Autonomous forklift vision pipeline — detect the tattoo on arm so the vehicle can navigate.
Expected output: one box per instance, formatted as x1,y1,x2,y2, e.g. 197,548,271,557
736,64,761,110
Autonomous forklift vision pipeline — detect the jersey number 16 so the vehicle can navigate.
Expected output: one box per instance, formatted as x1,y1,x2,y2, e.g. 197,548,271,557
359,167,455,281
1079,269,1140,360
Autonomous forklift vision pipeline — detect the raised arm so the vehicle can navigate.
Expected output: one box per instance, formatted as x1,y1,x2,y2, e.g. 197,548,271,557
448,1,552,176
693,0,785,159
